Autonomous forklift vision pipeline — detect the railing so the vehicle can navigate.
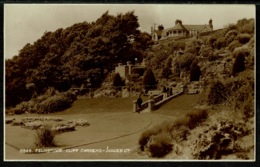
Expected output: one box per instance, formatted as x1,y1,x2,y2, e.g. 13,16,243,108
133,90,184,113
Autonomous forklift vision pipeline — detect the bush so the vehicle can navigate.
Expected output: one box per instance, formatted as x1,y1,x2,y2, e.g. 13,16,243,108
139,108,209,157
186,109,208,129
139,126,162,151
207,80,228,105
228,40,242,52
233,45,250,58
38,94,74,114
199,46,214,58
190,60,201,81
213,37,226,49
176,53,196,71
35,125,56,147
237,18,254,34
208,36,217,47
143,68,157,91
238,33,251,44
112,73,123,88
232,53,245,76
13,101,38,114
148,133,173,157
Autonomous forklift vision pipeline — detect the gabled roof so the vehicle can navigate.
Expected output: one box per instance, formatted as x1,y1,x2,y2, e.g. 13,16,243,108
183,24,210,31
164,23,188,32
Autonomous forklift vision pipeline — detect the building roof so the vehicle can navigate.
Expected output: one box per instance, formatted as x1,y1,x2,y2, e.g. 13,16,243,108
163,23,211,32
183,24,210,31
164,23,188,32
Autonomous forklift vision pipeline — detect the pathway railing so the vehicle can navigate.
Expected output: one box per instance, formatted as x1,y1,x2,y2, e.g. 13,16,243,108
133,90,184,113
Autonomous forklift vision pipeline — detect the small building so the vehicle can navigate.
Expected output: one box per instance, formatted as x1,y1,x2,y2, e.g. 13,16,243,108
115,61,146,79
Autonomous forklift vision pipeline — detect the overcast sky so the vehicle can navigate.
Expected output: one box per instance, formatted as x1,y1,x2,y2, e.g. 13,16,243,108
4,4,255,59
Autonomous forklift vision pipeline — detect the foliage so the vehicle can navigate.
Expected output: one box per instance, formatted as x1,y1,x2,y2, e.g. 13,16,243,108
238,33,251,44
232,53,245,76
38,93,75,114
228,40,242,52
190,119,251,159
148,133,173,157
175,53,196,71
139,108,209,157
213,37,226,49
143,68,157,90
237,18,254,34
35,124,56,147
6,11,152,107
207,80,228,105
190,60,201,82
112,73,123,88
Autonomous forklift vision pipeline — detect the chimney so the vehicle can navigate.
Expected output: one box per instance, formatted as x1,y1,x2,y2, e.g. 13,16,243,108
209,19,213,30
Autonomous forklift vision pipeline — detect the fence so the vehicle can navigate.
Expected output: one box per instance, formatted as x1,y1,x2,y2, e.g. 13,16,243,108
133,90,184,113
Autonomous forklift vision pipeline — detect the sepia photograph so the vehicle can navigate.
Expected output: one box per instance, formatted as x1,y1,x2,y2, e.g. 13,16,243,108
4,4,255,161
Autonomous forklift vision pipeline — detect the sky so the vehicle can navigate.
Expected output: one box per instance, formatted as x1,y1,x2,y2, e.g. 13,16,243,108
4,4,255,59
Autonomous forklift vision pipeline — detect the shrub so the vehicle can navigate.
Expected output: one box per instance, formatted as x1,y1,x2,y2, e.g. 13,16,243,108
228,40,242,52
190,60,201,82
139,108,209,157
112,73,123,88
148,133,173,157
176,53,196,71
13,101,38,114
172,41,185,50
38,94,74,114
160,67,172,79
213,37,226,49
186,109,208,129
207,80,228,105
233,45,250,58
238,33,251,44
35,125,56,147
208,36,217,47
143,68,157,91
139,126,162,151
237,18,254,34
243,94,254,118
199,46,214,58
232,53,245,76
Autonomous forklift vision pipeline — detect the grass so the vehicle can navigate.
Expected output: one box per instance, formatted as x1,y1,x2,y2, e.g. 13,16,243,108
55,97,150,115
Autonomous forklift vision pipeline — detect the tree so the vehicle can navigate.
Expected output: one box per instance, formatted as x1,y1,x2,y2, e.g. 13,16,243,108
112,73,123,88
143,68,157,91
190,60,201,81
232,53,245,76
5,11,147,107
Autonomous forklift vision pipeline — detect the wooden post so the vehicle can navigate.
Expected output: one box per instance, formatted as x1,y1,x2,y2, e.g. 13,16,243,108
133,100,137,113
148,99,154,112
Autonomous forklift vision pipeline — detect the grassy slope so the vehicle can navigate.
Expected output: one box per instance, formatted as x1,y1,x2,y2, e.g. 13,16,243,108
54,96,149,115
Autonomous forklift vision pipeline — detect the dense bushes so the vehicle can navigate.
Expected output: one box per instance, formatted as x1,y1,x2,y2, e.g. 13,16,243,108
12,89,76,114
139,108,209,157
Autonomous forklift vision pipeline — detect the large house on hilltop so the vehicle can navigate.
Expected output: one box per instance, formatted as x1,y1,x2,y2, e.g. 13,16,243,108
151,19,213,41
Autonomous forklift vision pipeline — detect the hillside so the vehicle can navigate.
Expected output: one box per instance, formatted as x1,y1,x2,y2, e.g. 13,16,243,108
5,11,153,108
